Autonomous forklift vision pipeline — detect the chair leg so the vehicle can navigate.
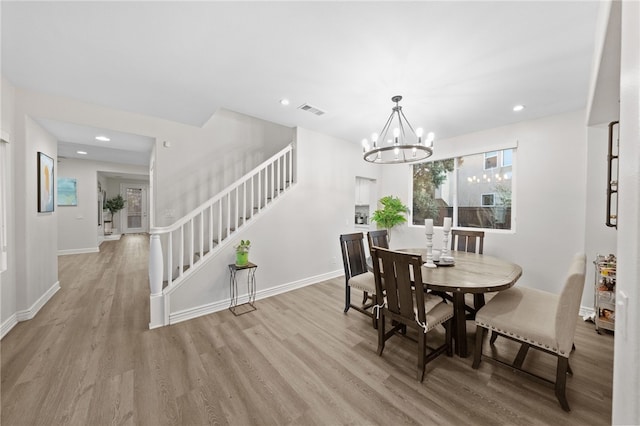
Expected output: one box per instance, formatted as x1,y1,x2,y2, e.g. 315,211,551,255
377,314,385,356
344,283,351,313
567,361,573,376
362,291,369,305
445,320,453,357
489,330,499,345
472,327,486,369
513,343,530,369
555,356,571,411
417,331,426,382
474,293,485,311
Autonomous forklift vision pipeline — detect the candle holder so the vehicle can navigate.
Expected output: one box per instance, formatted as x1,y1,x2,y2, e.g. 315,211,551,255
425,233,437,268
441,228,454,262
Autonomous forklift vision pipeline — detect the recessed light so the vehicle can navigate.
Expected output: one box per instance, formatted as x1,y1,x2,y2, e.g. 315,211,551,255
280,99,290,106
95,135,110,142
513,104,525,112
77,150,88,155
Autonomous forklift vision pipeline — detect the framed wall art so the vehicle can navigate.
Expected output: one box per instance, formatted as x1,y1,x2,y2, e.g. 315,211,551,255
37,151,55,212
57,177,78,206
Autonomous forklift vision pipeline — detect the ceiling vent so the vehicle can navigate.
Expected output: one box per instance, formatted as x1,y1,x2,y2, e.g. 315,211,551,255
298,103,326,116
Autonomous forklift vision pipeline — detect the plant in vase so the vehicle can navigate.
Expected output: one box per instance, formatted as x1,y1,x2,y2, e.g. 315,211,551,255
371,195,409,241
104,194,126,234
235,239,251,266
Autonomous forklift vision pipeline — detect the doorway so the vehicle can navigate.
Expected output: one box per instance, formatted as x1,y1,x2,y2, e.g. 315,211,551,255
120,183,149,233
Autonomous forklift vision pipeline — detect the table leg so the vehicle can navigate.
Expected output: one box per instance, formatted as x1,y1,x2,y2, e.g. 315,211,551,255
453,292,468,357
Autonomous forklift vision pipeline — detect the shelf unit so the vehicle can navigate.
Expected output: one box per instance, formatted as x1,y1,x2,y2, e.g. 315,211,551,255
594,254,616,334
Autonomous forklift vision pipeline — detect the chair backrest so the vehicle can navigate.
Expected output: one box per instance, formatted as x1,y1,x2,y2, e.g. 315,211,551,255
370,247,426,326
451,229,484,254
367,229,389,254
555,253,587,355
339,233,368,280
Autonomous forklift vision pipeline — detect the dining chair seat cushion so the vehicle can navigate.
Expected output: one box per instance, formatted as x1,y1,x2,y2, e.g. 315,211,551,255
419,295,454,332
348,272,376,294
475,286,563,355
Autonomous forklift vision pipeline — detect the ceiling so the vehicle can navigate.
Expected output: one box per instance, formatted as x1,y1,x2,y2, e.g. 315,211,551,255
1,1,601,165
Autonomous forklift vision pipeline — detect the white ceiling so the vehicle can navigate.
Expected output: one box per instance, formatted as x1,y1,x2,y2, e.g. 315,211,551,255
2,1,601,165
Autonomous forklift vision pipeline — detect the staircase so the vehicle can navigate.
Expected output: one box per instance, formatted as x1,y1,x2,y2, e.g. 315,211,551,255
148,143,295,328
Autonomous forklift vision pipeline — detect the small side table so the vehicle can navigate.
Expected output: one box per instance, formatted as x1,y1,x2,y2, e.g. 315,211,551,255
228,262,257,316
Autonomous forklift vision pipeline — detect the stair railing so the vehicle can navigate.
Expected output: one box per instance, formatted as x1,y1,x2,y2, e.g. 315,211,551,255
149,143,294,296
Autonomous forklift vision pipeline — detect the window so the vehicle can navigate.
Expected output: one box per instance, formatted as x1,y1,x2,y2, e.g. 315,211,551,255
412,148,514,230
481,193,495,206
484,151,498,169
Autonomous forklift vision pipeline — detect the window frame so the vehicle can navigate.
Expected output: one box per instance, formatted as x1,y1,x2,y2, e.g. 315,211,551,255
409,143,516,233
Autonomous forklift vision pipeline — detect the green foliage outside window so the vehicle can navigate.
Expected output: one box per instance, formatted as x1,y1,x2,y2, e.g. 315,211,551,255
412,159,455,224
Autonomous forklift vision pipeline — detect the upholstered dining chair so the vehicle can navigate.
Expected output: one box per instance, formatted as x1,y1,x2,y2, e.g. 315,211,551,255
472,253,587,411
339,233,377,326
370,246,453,382
450,229,486,316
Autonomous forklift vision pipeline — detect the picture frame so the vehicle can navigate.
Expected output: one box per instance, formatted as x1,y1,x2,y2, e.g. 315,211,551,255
57,177,78,206
37,152,55,212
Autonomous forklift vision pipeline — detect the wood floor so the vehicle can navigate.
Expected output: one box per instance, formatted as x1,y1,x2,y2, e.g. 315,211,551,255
1,234,613,425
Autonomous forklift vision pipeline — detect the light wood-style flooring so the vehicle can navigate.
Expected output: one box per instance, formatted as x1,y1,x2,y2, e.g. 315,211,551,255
1,234,613,425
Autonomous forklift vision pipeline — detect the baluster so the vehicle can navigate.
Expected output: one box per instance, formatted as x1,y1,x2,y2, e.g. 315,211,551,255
199,213,204,260
189,218,194,268
234,187,239,231
218,200,222,244
226,192,231,239
167,232,173,286
209,205,213,250
277,156,281,197
178,225,184,278
149,234,163,295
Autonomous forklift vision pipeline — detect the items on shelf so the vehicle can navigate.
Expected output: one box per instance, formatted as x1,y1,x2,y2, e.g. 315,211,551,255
594,253,616,334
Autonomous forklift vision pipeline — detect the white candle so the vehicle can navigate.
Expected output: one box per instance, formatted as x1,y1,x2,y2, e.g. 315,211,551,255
424,219,433,235
443,217,452,231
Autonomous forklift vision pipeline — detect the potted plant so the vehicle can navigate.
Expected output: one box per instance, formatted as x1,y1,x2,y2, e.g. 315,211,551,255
371,195,409,240
104,194,126,234
235,239,251,266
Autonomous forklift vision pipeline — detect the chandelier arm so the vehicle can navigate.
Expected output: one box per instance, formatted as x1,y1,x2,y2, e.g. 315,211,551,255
378,111,396,145
399,109,417,136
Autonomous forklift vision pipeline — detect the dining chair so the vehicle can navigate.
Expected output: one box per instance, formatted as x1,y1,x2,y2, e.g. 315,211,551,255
450,229,486,316
339,233,377,326
472,253,587,411
370,246,453,382
366,229,389,252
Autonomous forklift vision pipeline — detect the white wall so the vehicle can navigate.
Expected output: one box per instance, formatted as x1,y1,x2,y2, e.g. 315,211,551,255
377,110,591,305
57,158,148,253
1,76,17,332
169,127,382,315
10,89,294,228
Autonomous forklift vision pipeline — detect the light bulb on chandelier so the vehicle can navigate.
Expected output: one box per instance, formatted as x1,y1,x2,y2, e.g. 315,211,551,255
362,95,435,164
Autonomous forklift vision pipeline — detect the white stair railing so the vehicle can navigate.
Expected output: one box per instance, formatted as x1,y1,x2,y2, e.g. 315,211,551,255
148,144,295,300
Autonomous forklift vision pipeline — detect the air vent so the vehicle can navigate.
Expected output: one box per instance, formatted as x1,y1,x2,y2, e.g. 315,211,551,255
298,103,326,116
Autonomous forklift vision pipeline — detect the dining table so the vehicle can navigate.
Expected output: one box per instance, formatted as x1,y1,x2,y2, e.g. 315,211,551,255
378,249,523,358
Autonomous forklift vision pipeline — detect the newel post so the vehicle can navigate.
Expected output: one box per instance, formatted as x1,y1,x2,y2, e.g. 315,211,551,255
149,233,165,329
149,234,163,295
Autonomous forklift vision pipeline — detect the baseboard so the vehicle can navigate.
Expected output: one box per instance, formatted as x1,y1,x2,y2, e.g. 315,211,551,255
580,305,596,320
102,234,122,241
168,269,343,326
58,247,99,256
2,281,60,339
1,314,18,340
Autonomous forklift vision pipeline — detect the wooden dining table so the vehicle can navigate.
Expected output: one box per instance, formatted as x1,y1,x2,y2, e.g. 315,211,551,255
393,249,523,358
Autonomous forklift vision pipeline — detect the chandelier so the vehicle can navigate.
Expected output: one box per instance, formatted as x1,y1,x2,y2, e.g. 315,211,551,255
362,95,434,164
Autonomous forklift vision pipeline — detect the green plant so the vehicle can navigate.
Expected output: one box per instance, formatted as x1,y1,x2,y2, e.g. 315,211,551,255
371,196,409,232
235,239,251,254
104,194,126,215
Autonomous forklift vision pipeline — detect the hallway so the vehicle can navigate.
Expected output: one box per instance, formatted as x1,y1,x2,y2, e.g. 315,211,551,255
1,234,150,424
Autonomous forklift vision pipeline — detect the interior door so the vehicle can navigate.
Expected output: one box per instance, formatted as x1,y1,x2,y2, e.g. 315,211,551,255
121,183,148,233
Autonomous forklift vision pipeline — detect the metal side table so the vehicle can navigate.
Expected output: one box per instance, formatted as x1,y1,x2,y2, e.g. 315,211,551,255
228,262,257,316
